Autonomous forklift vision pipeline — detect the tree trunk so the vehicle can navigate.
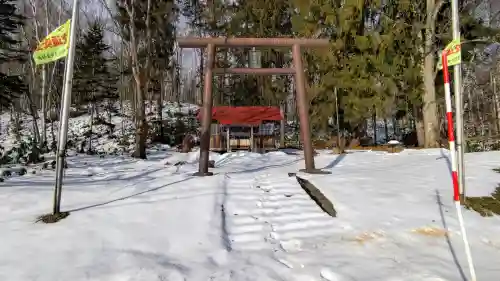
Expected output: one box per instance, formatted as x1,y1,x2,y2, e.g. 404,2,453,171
158,74,164,138
384,118,389,142
26,0,42,145
40,65,47,146
493,75,500,132
421,0,443,148
125,0,148,159
198,49,204,104
476,89,484,136
138,0,153,156
413,104,425,147
107,100,112,124
88,103,94,153
133,83,147,159
119,39,125,139
372,108,377,144
39,0,51,147
392,116,398,138
422,57,439,147
12,104,21,142
416,119,425,147
120,91,126,139
25,92,41,144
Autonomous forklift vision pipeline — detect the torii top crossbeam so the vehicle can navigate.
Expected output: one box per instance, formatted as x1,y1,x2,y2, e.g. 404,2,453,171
177,37,330,48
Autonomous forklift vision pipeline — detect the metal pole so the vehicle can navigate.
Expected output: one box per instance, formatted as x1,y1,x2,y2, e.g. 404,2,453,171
451,0,466,200
52,0,79,214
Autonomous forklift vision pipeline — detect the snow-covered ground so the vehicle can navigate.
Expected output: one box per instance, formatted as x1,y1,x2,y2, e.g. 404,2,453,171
1,148,500,280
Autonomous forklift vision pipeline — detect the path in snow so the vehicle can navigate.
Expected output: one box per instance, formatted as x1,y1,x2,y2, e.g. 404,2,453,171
222,172,338,252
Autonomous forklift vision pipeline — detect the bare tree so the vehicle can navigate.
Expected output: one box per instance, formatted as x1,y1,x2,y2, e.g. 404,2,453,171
120,0,152,158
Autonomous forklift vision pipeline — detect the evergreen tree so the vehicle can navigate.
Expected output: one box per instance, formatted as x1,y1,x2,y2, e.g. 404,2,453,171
73,22,118,106
223,0,293,106
181,0,293,106
0,0,27,107
291,0,376,132
72,22,119,153
291,0,498,143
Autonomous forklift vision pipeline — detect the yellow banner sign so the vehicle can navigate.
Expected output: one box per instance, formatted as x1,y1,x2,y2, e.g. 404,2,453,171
33,20,71,65
437,39,462,70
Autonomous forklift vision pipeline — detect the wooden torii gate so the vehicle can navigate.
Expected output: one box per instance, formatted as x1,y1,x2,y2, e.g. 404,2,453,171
177,37,331,176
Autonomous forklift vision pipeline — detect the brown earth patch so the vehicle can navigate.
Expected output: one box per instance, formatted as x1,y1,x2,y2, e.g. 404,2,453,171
411,226,448,237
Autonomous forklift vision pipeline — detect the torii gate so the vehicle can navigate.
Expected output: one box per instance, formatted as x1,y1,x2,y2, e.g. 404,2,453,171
177,37,331,176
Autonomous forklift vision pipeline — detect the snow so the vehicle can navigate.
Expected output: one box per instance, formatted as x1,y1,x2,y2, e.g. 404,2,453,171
0,101,199,154
1,148,500,280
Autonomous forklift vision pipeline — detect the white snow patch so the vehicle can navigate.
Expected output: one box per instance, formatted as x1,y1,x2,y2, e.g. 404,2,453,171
1,149,500,280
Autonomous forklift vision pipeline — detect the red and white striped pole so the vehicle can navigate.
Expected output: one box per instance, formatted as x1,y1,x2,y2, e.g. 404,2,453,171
442,52,477,281
442,53,460,202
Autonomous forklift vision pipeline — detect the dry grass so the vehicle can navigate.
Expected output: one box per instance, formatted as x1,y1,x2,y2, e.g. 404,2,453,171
387,145,404,153
464,186,500,217
349,145,388,151
463,168,500,217
331,147,346,154
348,145,404,153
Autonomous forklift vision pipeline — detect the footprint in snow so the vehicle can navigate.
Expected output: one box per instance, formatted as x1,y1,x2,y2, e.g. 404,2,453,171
320,268,350,281
280,239,302,253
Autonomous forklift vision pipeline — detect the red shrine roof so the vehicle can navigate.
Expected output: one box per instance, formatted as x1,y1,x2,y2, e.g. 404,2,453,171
197,106,283,125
